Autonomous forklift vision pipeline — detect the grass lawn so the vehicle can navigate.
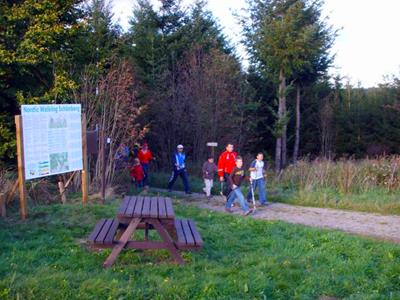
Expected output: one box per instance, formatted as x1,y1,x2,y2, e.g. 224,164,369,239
1,199,400,299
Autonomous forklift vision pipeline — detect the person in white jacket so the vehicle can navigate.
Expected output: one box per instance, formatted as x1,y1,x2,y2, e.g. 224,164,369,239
247,153,268,205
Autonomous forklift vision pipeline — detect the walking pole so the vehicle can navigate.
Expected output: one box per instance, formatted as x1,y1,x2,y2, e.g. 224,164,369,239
250,180,257,212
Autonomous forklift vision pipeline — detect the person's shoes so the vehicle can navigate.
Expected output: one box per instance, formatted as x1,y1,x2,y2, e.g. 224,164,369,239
207,195,213,200
243,209,253,216
186,191,192,195
225,207,233,213
260,202,269,206
247,198,252,203
168,189,172,193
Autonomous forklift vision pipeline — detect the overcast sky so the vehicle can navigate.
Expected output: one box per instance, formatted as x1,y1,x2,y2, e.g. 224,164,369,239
111,0,400,88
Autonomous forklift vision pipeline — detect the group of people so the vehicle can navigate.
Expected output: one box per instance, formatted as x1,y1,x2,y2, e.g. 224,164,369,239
128,143,154,189
205,144,267,216
127,142,268,216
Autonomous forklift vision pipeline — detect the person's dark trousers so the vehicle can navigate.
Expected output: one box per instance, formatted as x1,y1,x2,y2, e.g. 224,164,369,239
141,163,149,186
167,168,191,193
222,173,231,199
136,180,144,189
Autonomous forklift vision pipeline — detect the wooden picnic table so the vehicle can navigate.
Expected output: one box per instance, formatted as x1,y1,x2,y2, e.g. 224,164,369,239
88,196,203,268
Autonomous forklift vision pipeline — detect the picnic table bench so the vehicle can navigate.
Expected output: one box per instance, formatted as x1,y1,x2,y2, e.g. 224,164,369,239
88,196,203,268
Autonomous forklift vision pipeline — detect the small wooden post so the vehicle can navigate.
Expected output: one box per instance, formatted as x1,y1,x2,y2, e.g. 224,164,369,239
206,142,218,159
100,134,106,204
81,114,89,205
15,115,28,220
58,180,67,204
0,193,6,218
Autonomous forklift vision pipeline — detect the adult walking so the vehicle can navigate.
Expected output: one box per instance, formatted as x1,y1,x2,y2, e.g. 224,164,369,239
137,142,154,187
217,143,238,196
167,144,192,194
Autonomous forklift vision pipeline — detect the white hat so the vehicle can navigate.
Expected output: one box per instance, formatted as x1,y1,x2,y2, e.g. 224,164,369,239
177,144,184,149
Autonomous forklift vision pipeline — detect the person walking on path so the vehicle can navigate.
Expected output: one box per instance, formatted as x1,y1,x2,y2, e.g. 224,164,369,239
167,145,192,194
130,158,145,189
247,153,268,206
217,143,238,196
137,142,154,187
202,156,218,199
225,156,253,216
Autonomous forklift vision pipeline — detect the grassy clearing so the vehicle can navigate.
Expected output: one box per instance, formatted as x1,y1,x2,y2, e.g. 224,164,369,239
1,199,400,299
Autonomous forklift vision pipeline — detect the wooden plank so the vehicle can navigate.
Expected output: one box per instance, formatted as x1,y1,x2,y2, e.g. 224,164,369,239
164,197,175,219
149,197,158,218
103,219,119,245
117,196,130,215
126,241,169,250
15,115,28,220
181,219,195,245
157,197,167,219
81,113,89,205
174,219,186,245
188,219,203,247
88,219,106,242
126,196,137,217
133,196,144,217
95,219,113,243
103,218,141,268
141,196,151,217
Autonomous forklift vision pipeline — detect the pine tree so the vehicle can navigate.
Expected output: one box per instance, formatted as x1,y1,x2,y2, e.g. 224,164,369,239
243,0,336,171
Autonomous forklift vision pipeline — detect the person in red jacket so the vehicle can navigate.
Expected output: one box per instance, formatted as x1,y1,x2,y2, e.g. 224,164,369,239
217,143,238,196
137,143,154,187
130,158,145,189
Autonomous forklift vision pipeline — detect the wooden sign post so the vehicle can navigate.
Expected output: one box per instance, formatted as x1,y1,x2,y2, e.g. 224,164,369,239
206,142,218,159
15,115,28,220
81,113,89,205
14,106,88,219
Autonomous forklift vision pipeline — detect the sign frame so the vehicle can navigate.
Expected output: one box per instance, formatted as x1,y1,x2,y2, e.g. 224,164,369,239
15,104,89,219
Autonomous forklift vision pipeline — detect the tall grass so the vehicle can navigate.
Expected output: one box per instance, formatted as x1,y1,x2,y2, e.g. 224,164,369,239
276,156,400,194
268,157,400,214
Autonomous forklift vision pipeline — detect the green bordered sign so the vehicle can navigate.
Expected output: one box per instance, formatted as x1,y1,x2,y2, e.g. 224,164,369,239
21,104,83,180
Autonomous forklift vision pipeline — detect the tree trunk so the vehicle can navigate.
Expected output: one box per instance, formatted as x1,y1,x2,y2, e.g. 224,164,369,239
281,90,287,168
293,84,301,163
275,137,282,173
275,69,287,172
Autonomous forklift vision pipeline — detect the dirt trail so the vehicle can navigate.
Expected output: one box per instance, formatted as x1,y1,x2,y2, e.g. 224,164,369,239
151,188,400,244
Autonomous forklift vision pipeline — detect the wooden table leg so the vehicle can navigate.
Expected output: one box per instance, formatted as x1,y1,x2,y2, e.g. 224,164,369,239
151,219,185,265
103,218,141,268
145,223,149,241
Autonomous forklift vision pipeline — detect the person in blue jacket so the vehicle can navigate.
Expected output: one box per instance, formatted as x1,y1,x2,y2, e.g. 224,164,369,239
167,144,192,194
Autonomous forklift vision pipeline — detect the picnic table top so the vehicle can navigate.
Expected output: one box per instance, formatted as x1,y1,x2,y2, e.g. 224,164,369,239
117,196,175,220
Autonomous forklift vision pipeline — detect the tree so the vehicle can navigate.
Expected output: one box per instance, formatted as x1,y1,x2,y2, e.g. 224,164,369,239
289,0,336,162
0,0,84,162
128,0,163,87
128,0,244,168
243,0,336,171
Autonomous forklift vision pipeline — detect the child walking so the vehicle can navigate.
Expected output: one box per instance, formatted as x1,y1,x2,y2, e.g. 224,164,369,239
130,158,145,189
247,153,268,205
225,156,253,216
202,156,218,199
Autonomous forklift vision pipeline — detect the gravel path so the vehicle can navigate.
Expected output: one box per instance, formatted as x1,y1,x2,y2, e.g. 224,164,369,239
152,188,400,244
